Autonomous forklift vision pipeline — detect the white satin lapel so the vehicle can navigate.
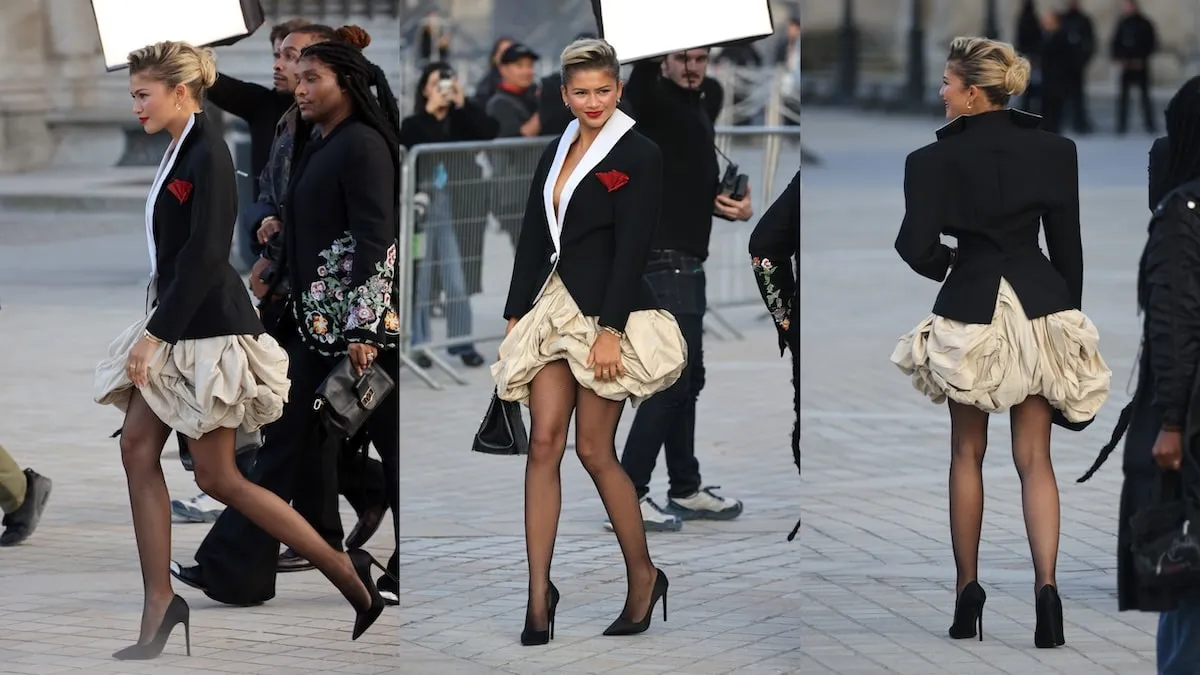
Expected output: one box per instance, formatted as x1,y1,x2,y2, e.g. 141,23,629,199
556,109,636,228
541,120,578,255
145,113,197,277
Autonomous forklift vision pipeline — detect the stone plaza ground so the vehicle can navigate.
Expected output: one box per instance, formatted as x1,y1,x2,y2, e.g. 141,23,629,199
400,108,1164,674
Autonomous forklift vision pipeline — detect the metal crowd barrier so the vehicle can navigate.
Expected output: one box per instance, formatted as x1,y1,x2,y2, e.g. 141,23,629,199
399,127,801,389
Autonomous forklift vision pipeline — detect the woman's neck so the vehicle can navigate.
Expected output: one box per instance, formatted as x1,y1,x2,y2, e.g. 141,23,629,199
428,105,450,121
166,108,198,142
577,122,602,152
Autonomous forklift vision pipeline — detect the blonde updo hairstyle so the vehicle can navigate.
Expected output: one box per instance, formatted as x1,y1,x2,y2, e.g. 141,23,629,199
127,41,218,104
560,38,620,85
946,37,1031,107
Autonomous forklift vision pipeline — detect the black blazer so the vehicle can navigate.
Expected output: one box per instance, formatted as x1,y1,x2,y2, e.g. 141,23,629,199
1149,135,1170,211
503,109,662,333
895,109,1084,324
146,110,262,344
283,117,400,356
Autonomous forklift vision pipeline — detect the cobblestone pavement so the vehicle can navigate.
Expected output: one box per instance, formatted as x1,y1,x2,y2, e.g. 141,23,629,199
798,110,1159,674
0,213,398,673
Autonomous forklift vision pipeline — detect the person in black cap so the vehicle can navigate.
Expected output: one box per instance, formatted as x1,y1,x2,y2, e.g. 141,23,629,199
486,42,543,251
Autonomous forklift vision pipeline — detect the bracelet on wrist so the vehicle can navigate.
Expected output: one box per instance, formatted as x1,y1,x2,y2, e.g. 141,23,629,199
601,325,624,339
143,330,164,344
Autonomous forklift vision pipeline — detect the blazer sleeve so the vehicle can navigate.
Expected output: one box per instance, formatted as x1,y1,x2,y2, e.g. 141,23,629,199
894,149,954,281
341,132,399,346
503,144,554,320
1143,198,1200,429
600,141,663,333
1149,136,1170,211
207,73,276,123
749,168,799,355
145,146,235,343
1043,140,1084,309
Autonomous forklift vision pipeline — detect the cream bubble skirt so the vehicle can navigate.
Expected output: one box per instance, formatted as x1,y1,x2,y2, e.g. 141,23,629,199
491,273,688,408
94,312,291,439
890,278,1111,421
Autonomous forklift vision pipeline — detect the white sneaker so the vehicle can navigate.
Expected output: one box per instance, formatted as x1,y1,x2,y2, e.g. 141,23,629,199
170,493,225,523
666,486,743,521
604,496,682,532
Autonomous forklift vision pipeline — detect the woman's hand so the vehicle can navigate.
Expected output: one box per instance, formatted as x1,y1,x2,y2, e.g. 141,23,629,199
257,216,283,245
500,317,519,361
126,335,161,388
448,79,466,108
425,86,448,115
586,330,624,382
1153,428,1183,471
348,342,379,376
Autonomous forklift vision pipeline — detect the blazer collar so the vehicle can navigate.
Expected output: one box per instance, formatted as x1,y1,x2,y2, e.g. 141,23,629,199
542,108,637,254
935,108,1041,140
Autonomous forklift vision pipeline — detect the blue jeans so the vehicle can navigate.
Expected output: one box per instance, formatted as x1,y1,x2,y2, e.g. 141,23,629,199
411,189,475,354
1159,595,1200,674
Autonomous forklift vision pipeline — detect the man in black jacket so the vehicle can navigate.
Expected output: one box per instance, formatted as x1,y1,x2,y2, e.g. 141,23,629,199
1110,0,1158,134
1058,0,1096,133
607,48,754,532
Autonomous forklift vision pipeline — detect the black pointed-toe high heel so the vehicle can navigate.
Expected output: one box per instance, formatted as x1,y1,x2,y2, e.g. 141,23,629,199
948,581,987,641
520,581,560,646
603,568,668,637
1034,584,1065,648
112,594,191,660
348,549,392,640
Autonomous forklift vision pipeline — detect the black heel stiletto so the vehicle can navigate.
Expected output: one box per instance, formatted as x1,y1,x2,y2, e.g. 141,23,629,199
603,568,668,636
948,581,987,641
348,549,392,640
1034,584,1065,648
113,594,191,660
520,581,560,646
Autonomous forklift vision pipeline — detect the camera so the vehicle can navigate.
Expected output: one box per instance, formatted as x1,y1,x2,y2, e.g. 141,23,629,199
258,231,291,299
715,162,749,221
437,67,456,96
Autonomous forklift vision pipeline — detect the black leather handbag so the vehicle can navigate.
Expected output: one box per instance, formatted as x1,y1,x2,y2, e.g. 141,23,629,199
314,358,395,440
472,390,528,455
1130,468,1200,591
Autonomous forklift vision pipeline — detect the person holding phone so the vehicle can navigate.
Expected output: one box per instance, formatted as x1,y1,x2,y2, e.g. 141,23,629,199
400,64,498,369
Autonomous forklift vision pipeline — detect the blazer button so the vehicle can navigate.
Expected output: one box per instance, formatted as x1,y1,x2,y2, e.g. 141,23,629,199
550,252,558,263
1189,201,1196,210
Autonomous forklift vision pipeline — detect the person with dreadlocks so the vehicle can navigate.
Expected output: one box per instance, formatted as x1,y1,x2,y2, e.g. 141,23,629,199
284,37,402,599
1077,76,1200,675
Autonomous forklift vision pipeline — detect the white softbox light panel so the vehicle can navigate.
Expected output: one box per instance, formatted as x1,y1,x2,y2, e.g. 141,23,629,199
91,0,265,71
594,0,775,63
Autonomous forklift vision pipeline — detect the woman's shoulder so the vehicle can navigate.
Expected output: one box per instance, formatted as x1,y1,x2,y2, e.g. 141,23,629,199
613,128,662,166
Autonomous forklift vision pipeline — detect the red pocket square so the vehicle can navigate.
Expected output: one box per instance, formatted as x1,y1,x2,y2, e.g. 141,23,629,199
596,170,629,193
167,179,193,204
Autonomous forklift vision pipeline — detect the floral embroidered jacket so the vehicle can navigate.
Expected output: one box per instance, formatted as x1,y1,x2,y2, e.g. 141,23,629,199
749,168,799,356
283,117,400,356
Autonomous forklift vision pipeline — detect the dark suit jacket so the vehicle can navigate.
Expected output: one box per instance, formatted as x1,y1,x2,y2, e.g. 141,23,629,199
146,110,262,344
895,109,1084,324
503,109,662,332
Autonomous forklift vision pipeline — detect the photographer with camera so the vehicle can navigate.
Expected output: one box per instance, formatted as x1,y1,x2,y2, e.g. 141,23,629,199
604,48,753,532
400,62,498,369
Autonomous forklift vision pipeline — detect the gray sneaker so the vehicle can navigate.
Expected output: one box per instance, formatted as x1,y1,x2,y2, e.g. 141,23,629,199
665,486,743,521
604,496,682,532
170,493,224,523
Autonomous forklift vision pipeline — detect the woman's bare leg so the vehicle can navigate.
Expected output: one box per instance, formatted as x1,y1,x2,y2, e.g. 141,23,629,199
948,400,989,593
118,390,176,643
574,387,655,620
523,361,577,629
1009,395,1059,594
188,427,369,609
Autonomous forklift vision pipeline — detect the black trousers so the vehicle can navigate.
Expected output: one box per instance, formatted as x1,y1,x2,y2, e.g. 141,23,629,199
194,334,399,605
1117,68,1156,133
1063,70,1091,133
619,250,705,500
293,435,388,548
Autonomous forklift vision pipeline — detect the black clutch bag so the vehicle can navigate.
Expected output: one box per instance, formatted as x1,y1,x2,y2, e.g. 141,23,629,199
472,390,529,455
1130,470,1200,591
314,358,395,440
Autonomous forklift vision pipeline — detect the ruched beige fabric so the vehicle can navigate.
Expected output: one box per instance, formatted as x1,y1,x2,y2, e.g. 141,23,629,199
94,313,291,439
890,277,1110,422
492,274,688,407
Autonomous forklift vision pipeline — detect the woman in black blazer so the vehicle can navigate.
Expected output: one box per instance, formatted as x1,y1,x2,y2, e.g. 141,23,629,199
492,38,687,645
93,41,386,660
889,37,1111,648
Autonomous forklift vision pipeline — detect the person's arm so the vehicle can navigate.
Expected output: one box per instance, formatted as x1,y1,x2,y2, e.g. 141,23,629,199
599,142,663,333
206,73,277,122
449,101,499,140
243,160,280,239
486,96,527,137
1149,136,1170,211
341,132,398,347
749,168,799,355
894,149,953,282
624,59,669,124
145,147,235,343
503,146,554,320
1147,20,1159,56
1042,140,1084,309
1109,23,1122,61
1143,200,1200,431
398,116,420,150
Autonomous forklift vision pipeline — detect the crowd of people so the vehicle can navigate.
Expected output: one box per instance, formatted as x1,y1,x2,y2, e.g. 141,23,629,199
890,32,1198,673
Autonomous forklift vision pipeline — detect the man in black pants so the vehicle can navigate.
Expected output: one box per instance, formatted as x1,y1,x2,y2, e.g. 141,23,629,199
608,49,753,532
1110,0,1158,135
